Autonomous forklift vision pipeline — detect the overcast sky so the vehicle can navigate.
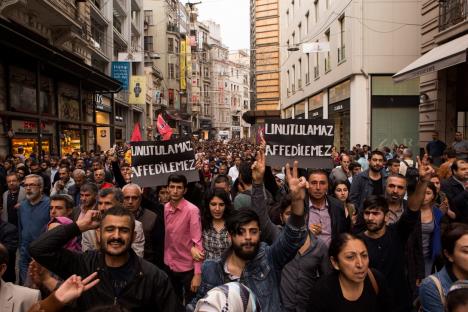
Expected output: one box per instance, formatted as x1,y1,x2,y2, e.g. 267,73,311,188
182,0,250,52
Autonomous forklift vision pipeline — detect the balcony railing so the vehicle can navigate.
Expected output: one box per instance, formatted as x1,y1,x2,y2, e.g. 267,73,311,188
338,46,346,63
439,0,468,31
324,57,331,72
314,66,319,79
167,22,179,33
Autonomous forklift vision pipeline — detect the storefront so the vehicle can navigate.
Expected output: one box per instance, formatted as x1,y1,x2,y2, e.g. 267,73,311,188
328,81,351,152
294,102,305,119
308,92,324,120
0,19,121,157
371,76,420,156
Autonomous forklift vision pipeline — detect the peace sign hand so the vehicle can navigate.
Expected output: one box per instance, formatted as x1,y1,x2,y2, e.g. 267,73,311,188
251,139,266,184
417,154,435,182
285,161,309,202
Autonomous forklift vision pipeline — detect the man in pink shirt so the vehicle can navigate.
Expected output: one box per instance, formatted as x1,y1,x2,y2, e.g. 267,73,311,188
164,174,203,304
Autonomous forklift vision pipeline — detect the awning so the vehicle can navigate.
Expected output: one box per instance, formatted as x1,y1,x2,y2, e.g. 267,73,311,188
0,19,122,92
393,34,468,82
242,109,281,124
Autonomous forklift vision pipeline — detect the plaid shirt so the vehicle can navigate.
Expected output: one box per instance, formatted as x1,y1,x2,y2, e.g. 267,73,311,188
203,225,231,260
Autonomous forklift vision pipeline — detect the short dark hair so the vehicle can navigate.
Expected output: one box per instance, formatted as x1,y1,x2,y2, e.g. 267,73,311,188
446,281,468,312
167,174,187,188
98,187,124,203
451,159,466,175
362,195,389,214
349,162,361,171
370,150,385,159
444,148,457,159
387,158,400,166
226,208,260,236
307,169,328,181
238,162,253,186
213,174,230,186
329,233,367,260
50,194,75,209
278,194,292,214
0,243,8,266
442,223,468,257
80,182,99,195
101,206,135,233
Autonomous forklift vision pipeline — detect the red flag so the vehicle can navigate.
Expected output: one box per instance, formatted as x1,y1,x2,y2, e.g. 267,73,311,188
130,122,142,142
157,114,173,141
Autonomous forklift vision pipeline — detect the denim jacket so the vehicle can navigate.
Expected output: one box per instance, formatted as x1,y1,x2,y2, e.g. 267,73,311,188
187,214,307,311
419,266,455,312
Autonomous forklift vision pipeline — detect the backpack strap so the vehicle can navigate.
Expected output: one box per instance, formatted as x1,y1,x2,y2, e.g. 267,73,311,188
368,269,379,295
428,275,446,307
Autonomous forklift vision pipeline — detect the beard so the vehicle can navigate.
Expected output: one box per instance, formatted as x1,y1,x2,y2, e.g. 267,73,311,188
366,220,386,233
369,164,382,173
26,191,40,201
232,241,259,261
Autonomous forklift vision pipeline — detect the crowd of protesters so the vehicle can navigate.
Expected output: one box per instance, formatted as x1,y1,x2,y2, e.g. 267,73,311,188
0,132,467,312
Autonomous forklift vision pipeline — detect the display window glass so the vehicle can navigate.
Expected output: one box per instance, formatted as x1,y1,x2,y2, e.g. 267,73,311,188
10,66,36,113
12,137,50,158
61,129,81,155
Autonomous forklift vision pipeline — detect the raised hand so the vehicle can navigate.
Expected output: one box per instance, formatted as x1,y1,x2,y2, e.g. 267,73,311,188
76,210,101,232
54,272,100,304
251,140,266,184
417,154,435,182
285,161,308,202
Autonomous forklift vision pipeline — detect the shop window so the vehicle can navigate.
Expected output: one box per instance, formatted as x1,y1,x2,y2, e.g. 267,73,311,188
9,66,37,113
40,75,55,115
58,83,80,121
61,129,81,155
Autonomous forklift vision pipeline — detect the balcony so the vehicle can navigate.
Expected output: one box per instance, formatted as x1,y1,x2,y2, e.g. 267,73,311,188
324,58,331,73
338,46,346,63
314,66,319,79
439,0,468,31
167,22,180,33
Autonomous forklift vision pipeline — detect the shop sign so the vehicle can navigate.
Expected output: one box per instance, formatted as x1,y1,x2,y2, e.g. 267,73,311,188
129,76,147,105
309,107,323,119
329,99,350,113
111,62,130,91
95,94,112,112
11,120,54,134
118,52,143,62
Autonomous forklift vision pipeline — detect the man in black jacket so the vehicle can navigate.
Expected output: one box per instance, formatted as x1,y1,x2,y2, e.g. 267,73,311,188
306,169,350,247
29,206,180,311
441,159,468,218
0,219,18,282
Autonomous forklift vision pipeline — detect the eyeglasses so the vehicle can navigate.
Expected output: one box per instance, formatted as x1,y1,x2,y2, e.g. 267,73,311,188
24,184,40,188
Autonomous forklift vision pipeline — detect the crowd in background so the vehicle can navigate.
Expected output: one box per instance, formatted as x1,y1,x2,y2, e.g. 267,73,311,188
0,131,467,312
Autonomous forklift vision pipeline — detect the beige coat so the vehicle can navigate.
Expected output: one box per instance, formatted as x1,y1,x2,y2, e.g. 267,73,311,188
0,280,41,312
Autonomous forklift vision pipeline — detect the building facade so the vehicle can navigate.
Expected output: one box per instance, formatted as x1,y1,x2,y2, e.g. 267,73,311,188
246,0,281,126
280,0,422,153
394,0,468,149
0,0,121,157
229,50,251,139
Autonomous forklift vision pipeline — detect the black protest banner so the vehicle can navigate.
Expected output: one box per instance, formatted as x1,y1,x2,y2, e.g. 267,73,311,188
131,138,199,187
263,119,335,169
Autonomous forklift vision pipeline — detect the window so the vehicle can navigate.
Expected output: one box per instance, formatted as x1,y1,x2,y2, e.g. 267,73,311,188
144,36,153,52
314,40,319,78
292,32,295,45
168,38,174,53
298,23,302,42
175,40,179,54
314,0,319,23
305,11,309,35
298,58,302,88
338,16,346,62
306,53,310,84
286,9,290,25
292,65,296,92
144,10,153,25
325,30,331,72
168,63,175,79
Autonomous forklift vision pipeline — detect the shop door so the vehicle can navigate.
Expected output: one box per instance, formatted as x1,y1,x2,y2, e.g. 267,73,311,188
372,106,419,156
